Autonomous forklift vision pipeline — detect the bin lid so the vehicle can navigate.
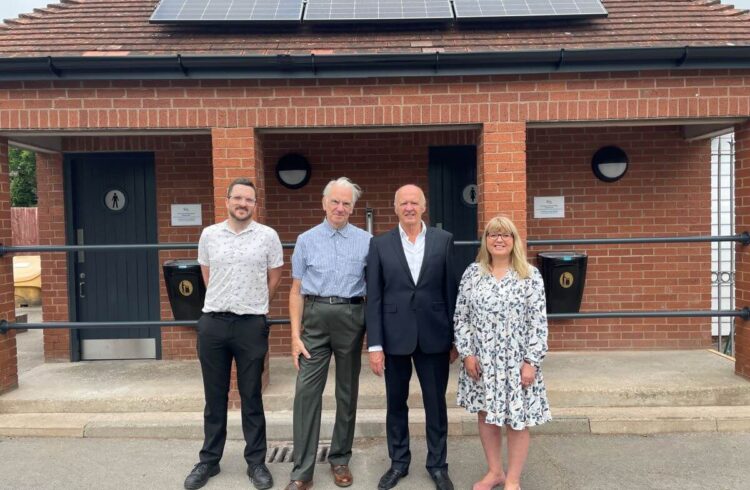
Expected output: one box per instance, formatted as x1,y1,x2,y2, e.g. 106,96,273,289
163,259,201,268
537,251,587,261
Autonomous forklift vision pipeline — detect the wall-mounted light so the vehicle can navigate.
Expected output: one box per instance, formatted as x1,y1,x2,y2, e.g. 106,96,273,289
275,153,311,190
591,146,629,183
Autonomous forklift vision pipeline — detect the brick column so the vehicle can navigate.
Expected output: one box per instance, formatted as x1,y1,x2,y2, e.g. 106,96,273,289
736,121,750,379
0,138,18,393
36,152,70,361
477,122,528,236
211,128,270,400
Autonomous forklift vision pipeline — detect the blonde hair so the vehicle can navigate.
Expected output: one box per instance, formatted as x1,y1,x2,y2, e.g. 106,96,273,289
476,216,530,279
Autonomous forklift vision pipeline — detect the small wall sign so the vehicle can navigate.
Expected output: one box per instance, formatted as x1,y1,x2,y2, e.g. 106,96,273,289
171,204,202,226
533,196,565,219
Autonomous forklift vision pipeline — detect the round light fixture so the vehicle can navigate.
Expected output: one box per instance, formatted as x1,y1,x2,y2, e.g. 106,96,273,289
275,153,311,190
591,146,629,183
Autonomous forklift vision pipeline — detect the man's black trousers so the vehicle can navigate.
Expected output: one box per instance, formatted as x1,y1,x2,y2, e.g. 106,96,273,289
384,346,450,472
196,312,268,467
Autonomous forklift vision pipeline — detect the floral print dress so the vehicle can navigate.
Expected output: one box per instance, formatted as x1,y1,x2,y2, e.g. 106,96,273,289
454,262,552,429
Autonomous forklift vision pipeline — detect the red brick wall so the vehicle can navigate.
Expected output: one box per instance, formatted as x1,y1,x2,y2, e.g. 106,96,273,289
263,130,476,355
527,126,712,350
36,136,214,360
0,71,749,132
14,69,745,361
735,121,750,379
0,137,18,393
36,152,69,361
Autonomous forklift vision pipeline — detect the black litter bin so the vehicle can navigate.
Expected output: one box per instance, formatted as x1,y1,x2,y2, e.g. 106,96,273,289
163,259,206,321
537,252,588,314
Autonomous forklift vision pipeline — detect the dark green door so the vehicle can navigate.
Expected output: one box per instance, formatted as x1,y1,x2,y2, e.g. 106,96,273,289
428,145,478,281
66,152,160,360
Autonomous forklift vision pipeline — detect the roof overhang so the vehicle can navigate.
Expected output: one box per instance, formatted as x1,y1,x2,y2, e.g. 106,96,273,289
0,46,749,80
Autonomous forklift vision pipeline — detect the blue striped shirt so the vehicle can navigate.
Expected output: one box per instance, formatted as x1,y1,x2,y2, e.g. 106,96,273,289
292,220,372,298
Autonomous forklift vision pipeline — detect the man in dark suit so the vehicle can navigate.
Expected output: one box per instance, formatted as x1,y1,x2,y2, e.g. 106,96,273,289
366,184,458,490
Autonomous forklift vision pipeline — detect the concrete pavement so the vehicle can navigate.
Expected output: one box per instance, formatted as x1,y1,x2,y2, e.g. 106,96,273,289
2,433,749,489
2,349,750,438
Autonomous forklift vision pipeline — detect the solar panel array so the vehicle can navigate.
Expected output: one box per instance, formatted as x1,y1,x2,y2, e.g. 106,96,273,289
453,0,607,19
305,0,453,21
150,0,608,23
151,0,305,22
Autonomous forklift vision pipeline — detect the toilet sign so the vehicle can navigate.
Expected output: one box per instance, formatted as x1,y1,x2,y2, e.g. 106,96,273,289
104,189,126,211
462,184,478,206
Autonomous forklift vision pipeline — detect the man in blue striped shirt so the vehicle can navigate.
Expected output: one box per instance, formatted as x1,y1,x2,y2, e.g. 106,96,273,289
285,177,372,490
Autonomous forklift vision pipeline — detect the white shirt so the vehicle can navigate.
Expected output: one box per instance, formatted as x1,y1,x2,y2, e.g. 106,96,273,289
399,221,427,284
198,220,284,315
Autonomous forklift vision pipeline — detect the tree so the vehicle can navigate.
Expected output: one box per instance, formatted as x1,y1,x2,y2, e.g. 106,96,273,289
9,147,37,207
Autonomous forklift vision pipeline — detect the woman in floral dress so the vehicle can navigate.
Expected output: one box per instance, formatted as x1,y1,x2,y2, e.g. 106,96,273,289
454,216,551,490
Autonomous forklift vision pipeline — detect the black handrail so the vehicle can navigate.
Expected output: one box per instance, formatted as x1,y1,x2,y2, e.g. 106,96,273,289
1,232,749,256
2,308,749,334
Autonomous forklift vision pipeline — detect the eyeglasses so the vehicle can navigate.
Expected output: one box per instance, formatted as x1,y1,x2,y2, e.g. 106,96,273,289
229,196,256,205
487,232,513,241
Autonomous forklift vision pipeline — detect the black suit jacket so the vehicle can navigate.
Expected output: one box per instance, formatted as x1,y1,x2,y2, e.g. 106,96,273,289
365,226,458,355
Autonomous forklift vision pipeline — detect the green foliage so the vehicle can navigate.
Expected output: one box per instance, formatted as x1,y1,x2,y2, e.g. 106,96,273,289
8,147,37,207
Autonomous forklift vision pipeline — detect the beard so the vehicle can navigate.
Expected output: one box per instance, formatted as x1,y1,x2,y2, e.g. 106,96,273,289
228,207,253,222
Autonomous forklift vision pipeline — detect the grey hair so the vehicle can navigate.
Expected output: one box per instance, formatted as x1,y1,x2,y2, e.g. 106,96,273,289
323,177,363,206
393,184,426,207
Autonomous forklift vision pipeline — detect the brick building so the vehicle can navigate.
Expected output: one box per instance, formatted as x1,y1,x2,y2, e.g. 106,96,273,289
2,0,750,394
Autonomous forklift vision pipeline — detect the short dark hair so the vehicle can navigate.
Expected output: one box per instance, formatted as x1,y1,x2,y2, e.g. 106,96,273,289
227,178,256,198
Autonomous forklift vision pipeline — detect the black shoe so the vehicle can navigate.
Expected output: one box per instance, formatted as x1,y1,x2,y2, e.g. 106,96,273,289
428,469,454,490
184,462,220,490
248,463,274,490
378,467,409,490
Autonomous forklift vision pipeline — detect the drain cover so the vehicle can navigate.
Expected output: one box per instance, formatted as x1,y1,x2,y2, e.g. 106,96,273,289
267,443,330,464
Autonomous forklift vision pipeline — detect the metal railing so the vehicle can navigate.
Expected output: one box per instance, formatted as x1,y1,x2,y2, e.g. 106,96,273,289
1,232,749,334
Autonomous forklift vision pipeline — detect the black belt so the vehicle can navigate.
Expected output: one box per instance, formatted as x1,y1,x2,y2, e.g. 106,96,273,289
208,311,263,318
306,295,365,305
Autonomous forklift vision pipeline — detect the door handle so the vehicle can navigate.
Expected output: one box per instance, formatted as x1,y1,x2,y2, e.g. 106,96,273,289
79,272,86,299
76,228,85,263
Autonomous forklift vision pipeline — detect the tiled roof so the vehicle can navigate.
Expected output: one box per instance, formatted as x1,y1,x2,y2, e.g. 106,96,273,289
0,0,749,58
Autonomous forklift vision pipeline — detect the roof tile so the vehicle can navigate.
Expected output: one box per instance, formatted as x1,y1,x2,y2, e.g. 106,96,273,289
0,0,748,57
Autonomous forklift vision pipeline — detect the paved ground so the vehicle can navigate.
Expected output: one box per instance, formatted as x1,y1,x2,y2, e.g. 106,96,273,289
14,306,43,375
1,433,749,489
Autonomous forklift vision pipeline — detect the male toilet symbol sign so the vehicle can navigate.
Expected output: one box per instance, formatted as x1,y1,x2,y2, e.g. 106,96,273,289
104,189,126,212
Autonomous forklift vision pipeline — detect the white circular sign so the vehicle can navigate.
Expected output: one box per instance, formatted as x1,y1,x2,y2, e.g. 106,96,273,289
462,184,478,206
104,189,126,211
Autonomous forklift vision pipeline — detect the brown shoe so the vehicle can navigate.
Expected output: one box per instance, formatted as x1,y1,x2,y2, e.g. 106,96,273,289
284,480,312,490
330,464,353,487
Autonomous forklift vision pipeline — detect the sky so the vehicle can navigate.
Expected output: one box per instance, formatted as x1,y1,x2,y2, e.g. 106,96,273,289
0,0,749,24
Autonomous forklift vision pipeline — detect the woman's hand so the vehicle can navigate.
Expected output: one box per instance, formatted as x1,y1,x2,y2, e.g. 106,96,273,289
463,355,481,381
521,361,537,388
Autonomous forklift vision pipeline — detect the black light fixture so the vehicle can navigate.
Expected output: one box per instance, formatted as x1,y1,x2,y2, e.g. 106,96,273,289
275,153,311,190
591,146,629,183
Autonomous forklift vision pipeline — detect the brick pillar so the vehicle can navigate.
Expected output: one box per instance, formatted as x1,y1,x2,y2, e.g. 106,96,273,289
37,152,70,361
0,138,19,393
211,128,270,401
736,121,750,379
477,122,528,236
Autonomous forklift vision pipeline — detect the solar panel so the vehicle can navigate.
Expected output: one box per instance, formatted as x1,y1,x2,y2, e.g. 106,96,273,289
303,0,454,22
453,0,607,20
150,0,305,23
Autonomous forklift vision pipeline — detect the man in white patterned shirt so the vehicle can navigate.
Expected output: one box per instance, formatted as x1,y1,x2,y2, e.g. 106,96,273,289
184,178,283,490
285,177,372,490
